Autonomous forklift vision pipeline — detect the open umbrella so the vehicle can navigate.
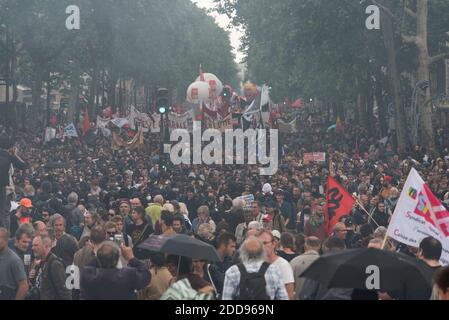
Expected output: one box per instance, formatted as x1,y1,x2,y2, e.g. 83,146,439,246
137,234,221,262
300,248,433,293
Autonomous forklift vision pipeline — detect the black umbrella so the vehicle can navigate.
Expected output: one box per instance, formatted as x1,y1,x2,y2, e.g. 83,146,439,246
137,234,221,262
300,248,433,292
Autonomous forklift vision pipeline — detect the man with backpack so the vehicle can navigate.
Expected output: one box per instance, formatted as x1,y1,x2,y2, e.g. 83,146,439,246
222,236,288,300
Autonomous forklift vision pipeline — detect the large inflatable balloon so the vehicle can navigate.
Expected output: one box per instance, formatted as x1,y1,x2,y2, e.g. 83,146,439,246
187,81,211,104
196,73,223,98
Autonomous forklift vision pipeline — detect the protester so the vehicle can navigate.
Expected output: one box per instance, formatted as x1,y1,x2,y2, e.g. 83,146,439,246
277,232,298,262
111,215,132,247
173,213,187,234
222,236,288,300
74,227,106,269
146,195,163,229
258,230,295,300
235,209,255,246
138,253,173,300
80,242,151,300
31,235,72,300
192,205,216,235
0,135,28,231
290,236,321,299
304,205,327,241
0,228,29,300
298,237,351,300
160,256,215,300
208,232,237,298
127,206,153,245
160,210,176,236
434,266,449,300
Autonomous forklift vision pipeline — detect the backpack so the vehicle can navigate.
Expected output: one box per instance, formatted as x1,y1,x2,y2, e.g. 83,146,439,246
237,262,270,300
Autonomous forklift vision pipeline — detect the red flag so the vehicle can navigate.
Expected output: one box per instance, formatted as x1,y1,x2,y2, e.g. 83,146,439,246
199,64,205,82
82,108,91,136
50,115,58,126
291,99,302,109
423,184,449,236
325,176,355,235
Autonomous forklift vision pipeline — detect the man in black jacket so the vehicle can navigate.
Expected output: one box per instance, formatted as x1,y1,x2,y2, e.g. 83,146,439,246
0,135,28,231
80,241,151,300
31,235,72,300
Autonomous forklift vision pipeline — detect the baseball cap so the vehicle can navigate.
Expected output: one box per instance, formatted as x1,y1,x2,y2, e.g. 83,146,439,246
19,198,33,208
271,230,281,240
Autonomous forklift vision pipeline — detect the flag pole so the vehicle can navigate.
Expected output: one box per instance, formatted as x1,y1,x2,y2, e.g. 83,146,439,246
352,195,381,228
380,233,389,250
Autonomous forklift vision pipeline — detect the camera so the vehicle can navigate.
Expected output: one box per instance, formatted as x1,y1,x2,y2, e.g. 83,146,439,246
113,234,123,246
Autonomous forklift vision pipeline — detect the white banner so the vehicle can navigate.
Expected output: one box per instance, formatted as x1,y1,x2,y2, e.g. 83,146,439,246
238,194,255,209
204,113,233,132
167,111,193,132
44,127,56,142
127,106,159,132
96,116,110,129
278,118,297,133
387,168,449,265
110,117,129,128
63,123,78,138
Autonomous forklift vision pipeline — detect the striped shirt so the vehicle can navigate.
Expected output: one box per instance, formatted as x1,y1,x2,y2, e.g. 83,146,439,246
222,260,289,300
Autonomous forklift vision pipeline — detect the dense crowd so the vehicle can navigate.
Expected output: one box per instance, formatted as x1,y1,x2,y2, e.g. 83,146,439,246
1,106,449,300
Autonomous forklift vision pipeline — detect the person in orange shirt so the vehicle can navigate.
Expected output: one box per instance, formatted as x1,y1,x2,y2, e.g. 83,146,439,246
15,198,33,225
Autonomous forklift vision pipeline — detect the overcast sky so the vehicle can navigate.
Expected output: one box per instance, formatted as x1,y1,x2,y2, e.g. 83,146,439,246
191,0,244,64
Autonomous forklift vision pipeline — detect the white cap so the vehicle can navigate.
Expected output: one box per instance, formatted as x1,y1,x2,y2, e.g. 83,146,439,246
271,230,281,240
262,183,272,194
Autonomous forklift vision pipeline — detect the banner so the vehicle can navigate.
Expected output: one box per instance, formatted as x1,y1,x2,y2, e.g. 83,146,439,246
96,116,110,129
325,176,355,235
63,123,78,138
204,113,233,132
167,111,193,132
278,118,297,133
112,129,144,150
387,168,449,265
110,117,129,128
238,194,255,209
128,106,159,133
303,152,326,164
44,127,56,142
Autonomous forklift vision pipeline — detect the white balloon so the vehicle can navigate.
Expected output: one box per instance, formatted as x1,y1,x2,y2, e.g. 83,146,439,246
187,81,211,104
196,73,223,98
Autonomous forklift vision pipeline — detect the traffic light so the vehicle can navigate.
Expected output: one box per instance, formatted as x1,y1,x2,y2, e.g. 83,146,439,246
222,85,232,102
156,88,169,114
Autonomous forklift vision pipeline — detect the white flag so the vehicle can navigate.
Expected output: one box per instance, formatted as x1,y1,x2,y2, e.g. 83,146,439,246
111,118,129,128
387,168,449,265
44,127,56,142
63,123,78,137
96,116,110,129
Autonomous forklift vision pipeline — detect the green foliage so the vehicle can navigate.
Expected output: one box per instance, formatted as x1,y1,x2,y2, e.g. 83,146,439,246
0,0,238,101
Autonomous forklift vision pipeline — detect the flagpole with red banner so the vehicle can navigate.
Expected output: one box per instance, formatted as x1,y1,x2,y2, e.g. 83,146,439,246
325,176,356,235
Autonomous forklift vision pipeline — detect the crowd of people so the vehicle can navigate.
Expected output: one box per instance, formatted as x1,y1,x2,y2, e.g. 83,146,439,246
1,104,449,300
